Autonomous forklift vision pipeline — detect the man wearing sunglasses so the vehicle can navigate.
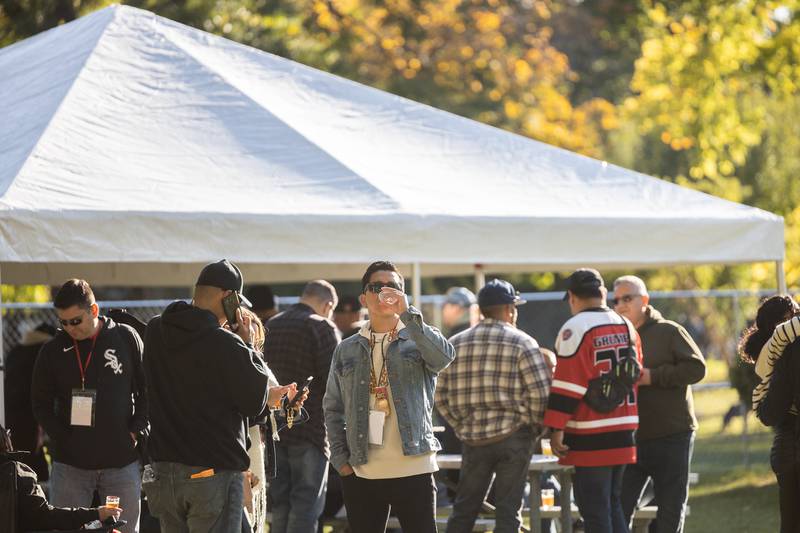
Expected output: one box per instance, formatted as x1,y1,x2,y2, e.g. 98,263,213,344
612,276,706,533
323,260,455,533
31,279,147,533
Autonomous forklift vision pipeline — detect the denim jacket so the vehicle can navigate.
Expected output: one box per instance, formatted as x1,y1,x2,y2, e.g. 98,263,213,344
323,306,455,470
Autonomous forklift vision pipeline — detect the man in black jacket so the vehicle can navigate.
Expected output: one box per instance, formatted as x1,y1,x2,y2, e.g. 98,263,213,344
1,422,122,532
143,259,297,533
32,279,147,533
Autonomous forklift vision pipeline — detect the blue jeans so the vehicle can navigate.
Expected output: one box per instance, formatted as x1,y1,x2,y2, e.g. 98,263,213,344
621,431,695,533
574,465,628,533
269,442,328,533
446,426,536,533
143,462,243,533
51,460,141,533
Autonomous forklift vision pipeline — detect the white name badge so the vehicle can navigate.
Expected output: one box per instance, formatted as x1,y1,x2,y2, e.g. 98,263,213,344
368,410,386,446
70,389,96,427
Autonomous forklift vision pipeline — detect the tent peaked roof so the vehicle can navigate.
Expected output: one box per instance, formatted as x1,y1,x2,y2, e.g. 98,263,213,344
0,5,785,285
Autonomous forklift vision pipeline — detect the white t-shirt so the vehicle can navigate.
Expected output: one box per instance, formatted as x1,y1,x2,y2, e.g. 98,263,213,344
352,325,438,479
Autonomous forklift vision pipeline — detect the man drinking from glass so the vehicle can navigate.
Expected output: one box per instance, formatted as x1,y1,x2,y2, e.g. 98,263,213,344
323,260,455,533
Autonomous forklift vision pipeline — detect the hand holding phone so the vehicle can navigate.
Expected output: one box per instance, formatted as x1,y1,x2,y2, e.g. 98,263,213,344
287,376,313,409
222,292,241,331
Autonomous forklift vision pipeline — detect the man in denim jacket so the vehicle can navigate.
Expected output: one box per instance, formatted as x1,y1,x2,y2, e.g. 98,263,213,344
323,261,455,533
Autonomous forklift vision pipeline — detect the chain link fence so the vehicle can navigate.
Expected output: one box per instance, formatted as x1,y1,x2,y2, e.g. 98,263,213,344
0,289,783,367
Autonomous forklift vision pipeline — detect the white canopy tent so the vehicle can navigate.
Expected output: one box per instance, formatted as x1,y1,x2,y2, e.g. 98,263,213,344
0,4,787,424
0,4,785,286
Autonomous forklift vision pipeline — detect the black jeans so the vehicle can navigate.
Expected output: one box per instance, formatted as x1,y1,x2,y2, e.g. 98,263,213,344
621,431,695,533
340,472,437,533
771,419,800,533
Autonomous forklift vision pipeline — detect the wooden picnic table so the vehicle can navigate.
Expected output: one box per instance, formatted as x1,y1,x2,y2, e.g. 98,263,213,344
436,453,574,533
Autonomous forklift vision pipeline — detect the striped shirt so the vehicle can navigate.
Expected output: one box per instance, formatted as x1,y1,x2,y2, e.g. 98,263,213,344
752,315,800,414
435,319,551,442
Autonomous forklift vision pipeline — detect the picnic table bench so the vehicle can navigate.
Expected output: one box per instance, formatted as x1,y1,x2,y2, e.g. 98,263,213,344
311,505,682,532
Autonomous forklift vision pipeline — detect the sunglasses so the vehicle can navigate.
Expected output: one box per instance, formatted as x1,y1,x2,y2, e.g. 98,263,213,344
58,316,85,327
365,281,402,294
612,294,640,306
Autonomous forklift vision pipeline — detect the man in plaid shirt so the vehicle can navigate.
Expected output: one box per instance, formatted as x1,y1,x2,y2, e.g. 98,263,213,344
437,278,552,533
262,280,341,533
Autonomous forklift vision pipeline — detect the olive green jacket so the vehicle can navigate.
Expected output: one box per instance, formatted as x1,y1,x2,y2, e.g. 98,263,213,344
636,306,706,441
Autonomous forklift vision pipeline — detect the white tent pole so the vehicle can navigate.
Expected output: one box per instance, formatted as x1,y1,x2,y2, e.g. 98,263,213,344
0,263,5,427
777,260,787,295
474,264,486,292
412,262,422,308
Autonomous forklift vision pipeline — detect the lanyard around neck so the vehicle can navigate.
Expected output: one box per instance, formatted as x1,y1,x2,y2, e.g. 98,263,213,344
73,325,101,391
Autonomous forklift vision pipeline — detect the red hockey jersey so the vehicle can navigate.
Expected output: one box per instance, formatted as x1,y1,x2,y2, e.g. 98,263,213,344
543,307,642,467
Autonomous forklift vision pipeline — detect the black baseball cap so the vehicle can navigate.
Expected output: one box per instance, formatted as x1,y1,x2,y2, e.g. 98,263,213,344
478,279,525,307
196,259,252,307
563,268,604,300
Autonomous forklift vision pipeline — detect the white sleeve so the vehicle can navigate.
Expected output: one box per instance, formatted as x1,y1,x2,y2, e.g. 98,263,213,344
755,316,800,379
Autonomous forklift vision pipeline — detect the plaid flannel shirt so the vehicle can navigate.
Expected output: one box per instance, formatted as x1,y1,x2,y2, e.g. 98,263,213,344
436,318,551,442
263,303,341,456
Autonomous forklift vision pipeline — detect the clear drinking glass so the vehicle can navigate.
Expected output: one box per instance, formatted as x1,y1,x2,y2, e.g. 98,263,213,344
105,495,120,509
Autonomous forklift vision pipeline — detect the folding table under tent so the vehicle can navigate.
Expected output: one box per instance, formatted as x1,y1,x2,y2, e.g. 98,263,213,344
0,6,786,422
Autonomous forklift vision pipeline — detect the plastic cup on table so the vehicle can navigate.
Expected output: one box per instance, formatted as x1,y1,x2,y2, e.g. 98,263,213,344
541,488,555,509
541,438,553,456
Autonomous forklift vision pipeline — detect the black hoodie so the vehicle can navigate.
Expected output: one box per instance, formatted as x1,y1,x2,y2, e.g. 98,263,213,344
144,300,270,471
31,318,146,470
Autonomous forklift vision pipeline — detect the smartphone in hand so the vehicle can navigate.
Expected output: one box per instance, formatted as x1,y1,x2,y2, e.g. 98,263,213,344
222,292,241,331
287,376,313,409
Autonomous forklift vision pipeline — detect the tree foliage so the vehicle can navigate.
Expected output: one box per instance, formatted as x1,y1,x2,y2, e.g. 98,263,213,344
204,0,617,157
620,1,800,287
625,1,800,199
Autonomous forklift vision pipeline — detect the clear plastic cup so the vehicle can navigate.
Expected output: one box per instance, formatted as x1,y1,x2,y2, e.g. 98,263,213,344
541,438,553,456
378,289,400,306
541,488,555,509
105,495,120,509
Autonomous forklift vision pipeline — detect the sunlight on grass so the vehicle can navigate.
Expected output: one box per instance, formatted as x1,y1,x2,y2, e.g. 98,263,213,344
687,385,778,533
702,358,730,384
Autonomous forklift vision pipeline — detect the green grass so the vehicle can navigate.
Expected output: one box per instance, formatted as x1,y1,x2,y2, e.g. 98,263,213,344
687,386,778,533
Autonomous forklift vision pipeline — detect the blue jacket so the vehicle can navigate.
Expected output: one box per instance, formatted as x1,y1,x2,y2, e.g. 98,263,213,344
323,307,455,470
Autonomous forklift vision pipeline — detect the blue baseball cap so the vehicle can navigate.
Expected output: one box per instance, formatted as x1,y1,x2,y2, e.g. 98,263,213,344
478,279,525,307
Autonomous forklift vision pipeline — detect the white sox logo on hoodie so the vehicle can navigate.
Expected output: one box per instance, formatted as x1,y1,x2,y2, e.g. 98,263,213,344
104,349,123,375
